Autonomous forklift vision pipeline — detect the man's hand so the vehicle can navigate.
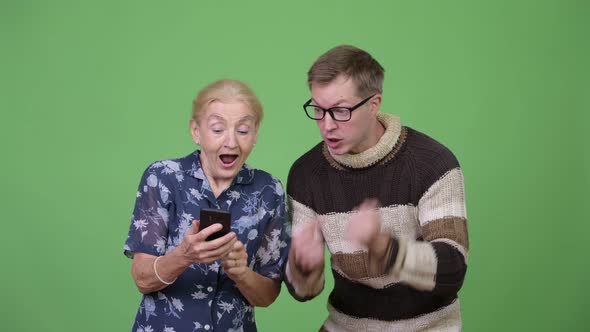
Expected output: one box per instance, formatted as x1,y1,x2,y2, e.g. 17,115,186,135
346,199,390,263
291,219,324,274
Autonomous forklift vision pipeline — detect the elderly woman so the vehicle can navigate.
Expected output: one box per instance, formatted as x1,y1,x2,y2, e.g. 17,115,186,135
123,79,289,332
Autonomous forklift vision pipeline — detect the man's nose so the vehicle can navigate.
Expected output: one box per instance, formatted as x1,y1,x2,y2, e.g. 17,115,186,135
321,112,338,130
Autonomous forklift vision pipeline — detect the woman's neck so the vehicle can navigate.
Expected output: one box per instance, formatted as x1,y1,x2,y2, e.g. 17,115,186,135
198,153,232,198
206,175,231,199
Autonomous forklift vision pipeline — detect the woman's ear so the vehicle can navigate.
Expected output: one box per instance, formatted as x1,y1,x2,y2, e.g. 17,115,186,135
189,119,200,145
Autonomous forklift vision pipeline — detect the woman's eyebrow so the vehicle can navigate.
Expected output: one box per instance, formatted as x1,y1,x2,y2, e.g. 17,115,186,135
238,115,255,123
207,114,226,122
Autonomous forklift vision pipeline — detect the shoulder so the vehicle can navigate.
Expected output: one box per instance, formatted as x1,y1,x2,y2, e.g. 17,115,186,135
404,127,461,170
288,142,325,179
403,127,463,191
146,158,184,174
141,154,191,185
286,142,325,205
246,166,285,198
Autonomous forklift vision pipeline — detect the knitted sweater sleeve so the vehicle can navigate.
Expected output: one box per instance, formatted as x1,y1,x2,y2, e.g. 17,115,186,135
283,154,325,301
384,150,468,296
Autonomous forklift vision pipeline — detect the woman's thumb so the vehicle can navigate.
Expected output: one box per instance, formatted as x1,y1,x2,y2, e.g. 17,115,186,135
189,220,200,234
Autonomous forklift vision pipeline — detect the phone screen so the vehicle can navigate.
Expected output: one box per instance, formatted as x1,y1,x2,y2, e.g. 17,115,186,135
199,208,231,241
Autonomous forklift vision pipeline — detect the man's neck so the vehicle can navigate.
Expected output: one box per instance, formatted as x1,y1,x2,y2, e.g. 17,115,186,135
351,118,386,154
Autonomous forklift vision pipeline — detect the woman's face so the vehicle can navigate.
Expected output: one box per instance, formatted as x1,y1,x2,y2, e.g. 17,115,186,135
191,101,258,187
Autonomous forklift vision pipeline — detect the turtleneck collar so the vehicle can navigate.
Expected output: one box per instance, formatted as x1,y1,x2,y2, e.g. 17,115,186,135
327,113,402,169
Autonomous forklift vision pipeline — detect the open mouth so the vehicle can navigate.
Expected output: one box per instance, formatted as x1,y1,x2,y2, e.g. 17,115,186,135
325,138,342,148
219,154,239,167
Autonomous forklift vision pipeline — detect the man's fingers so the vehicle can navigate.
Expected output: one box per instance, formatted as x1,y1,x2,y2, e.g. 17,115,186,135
313,219,323,240
294,220,322,241
361,198,379,210
354,198,379,212
345,222,356,241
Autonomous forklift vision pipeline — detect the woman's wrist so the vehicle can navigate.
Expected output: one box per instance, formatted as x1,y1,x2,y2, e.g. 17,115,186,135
154,256,177,285
167,246,193,269
231,266,252,284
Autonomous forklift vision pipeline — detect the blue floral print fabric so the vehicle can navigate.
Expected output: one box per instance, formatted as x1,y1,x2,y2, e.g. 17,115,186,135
123,150,289,332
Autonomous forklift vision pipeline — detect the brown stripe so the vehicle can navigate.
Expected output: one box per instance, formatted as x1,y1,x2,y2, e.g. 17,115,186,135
422,217,469,250
332,251,386,279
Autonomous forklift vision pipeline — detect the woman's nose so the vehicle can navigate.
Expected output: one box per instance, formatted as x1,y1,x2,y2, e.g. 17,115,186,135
224,132,238,148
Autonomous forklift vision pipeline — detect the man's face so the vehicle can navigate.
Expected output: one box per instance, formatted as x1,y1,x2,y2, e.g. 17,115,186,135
310,75,380,155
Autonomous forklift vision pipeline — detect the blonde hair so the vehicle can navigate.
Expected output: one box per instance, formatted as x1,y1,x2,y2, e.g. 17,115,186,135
192,79,263,126
308,45,384,98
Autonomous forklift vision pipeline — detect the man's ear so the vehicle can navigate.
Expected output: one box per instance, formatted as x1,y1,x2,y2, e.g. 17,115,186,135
370,94,382,116
189,119,200,145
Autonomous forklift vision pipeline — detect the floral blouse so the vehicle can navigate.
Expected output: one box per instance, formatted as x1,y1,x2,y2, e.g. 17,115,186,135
123,150,289,332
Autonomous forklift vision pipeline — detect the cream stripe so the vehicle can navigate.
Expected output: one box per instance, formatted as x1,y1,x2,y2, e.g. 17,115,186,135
288,196,318,233
324,300,461,332
321,204,420,254
397,241,437,291
418,168,467,225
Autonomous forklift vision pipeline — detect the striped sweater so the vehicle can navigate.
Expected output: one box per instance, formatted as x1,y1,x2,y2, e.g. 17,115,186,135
285,113,468,332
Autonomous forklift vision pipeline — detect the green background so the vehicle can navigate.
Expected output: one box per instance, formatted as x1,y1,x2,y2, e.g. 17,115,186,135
2,0,588,330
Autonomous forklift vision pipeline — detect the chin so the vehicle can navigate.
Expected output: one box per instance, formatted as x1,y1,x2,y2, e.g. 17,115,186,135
327,146,349,156
222,168,240,178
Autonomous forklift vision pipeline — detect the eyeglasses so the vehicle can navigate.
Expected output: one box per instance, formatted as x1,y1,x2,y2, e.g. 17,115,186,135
303,94,376,122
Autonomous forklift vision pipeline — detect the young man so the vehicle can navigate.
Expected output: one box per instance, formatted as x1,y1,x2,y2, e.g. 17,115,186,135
285,45,468,331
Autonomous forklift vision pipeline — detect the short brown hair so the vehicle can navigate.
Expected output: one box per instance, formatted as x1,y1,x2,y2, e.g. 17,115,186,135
192,79,263,126
307,45,384,98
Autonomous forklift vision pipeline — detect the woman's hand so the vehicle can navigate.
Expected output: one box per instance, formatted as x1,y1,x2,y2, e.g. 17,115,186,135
221,241,249,282
178,220,237,264
221,240,281,307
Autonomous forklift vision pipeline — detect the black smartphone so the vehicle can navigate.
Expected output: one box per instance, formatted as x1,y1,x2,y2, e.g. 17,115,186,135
199,208,231,241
